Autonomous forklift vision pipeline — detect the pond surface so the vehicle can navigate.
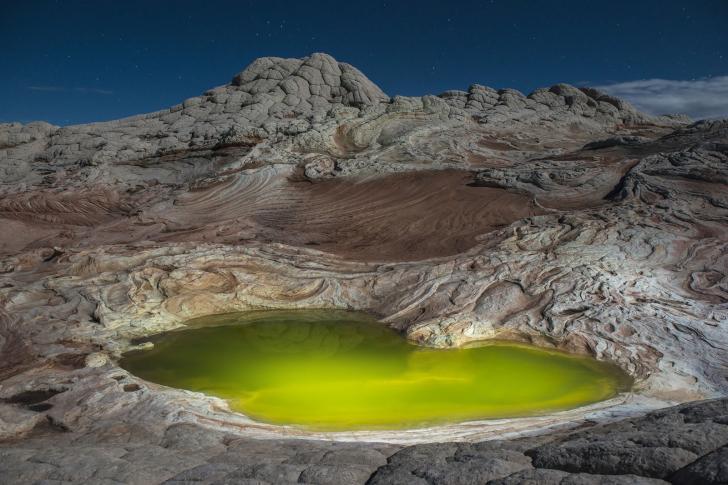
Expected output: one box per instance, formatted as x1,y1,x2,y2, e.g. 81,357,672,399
120,310,631,430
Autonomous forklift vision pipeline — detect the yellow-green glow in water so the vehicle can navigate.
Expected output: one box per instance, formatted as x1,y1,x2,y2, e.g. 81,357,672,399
120,310,631,430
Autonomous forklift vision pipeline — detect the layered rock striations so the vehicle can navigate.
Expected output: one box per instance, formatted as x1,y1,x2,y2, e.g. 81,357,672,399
1,53,727,483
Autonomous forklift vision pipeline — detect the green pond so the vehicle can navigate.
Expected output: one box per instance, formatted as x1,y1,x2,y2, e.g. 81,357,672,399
120,310,631,431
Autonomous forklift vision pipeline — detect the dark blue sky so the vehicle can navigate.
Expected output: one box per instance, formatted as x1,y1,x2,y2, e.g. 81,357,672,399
2,0,726,125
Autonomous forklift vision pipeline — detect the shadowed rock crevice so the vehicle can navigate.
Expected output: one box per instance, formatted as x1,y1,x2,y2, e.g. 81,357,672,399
2,389,65,406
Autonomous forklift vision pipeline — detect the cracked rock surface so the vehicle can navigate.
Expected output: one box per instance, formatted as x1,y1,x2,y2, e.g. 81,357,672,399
1,53,727,482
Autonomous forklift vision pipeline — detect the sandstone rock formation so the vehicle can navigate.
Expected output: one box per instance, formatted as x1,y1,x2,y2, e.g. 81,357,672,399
1,53,727,483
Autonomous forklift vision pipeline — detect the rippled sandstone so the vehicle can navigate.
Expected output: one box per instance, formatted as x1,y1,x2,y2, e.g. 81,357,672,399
0,53,727,483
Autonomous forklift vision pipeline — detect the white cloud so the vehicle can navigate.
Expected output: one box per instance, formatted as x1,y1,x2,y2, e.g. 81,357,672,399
74,87,114,95
596,76,728,120
28,85,66,92
27,86,114,95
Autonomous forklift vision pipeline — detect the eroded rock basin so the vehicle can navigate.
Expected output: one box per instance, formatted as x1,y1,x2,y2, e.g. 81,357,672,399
120,310,631,431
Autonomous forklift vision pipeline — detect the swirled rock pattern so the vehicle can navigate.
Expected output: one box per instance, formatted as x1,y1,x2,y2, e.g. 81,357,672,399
1,53,727,483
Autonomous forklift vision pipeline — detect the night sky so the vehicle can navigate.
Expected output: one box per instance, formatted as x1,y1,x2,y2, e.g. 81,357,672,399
2,0,727,125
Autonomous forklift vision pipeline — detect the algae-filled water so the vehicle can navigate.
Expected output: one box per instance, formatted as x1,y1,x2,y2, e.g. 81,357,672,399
120,310,631,430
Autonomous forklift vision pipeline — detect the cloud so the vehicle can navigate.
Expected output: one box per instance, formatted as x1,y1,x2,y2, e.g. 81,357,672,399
28,85,66,92
596,76,728,120
74,87,114,95
27,86,114,95
597,76,728,119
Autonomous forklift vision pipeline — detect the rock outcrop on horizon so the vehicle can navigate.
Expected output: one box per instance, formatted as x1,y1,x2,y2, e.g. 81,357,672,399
1,53,727,484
